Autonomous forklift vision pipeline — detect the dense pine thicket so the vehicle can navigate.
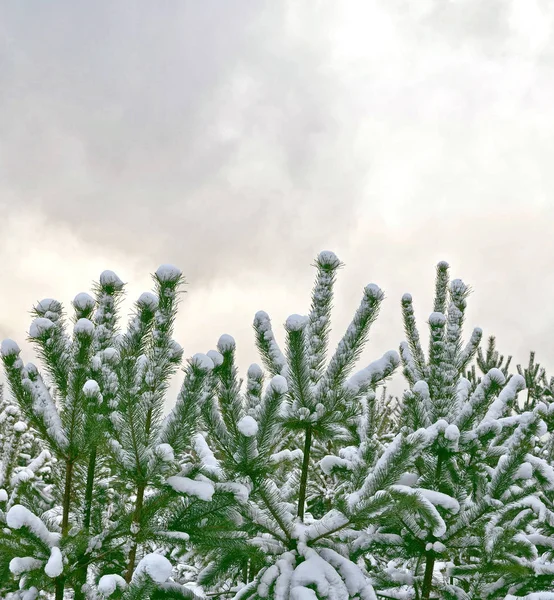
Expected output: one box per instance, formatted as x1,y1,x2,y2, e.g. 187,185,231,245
1,255,554,600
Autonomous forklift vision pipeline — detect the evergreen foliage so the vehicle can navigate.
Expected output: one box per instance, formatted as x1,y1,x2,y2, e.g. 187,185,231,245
1,254,554,599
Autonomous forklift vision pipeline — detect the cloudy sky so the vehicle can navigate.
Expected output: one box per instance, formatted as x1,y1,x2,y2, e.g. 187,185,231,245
1,0,553,402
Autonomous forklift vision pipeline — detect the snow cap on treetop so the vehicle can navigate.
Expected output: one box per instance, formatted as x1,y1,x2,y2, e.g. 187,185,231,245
364,283,384,300
207,349,224,367
428,312,447,327
437,260,449,269
254,310,269,320
25,362,39,376
74,318,95,336
168,340,183,360
137,292,159,310
270,374,288,394
286,314,309,332
103,347,120,363
191,353,215,371
401,293,413,303
253,310,271,329
413,380,430,396
450,278,467,294
35,298,62,315
1,338,21,357
73,292,95,311
217,334,236,352
29,317,56,339
155,264,182,283
99,270,124,290
248,363,263,379
83,380,100,397
316,250,342,269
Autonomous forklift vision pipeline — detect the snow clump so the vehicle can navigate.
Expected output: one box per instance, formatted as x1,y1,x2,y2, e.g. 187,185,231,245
238,416,259,437
155,264,182,283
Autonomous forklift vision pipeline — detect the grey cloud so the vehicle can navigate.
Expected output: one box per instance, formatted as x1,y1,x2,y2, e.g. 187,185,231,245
0,1,364,284
1,0,554,401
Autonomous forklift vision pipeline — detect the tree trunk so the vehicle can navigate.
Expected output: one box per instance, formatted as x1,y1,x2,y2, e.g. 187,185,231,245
83,445,97,530
421,551,435,600
125,483,145,582
61,459,74,535
73,447,98,600
297,426,312,521
55,459,74,600
55,578,65,600
421,453,444,600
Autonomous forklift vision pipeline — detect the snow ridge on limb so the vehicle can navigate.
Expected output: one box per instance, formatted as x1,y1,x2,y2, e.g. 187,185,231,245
317,282,385,398
6,504,60,547
246,362,264,417
253,310,288,377
346,350,400,394
400,293,427,382
455,367,506,433
304,251,343,386
458,326,483,374
480,373,526,425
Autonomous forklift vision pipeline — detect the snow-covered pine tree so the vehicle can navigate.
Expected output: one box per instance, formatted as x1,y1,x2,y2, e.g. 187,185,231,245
0,385,55,599
350,260,554,599
4,252,554,599
504,353,554,598
0,278,133,599
191,251,428,599
0,267,238,600
0,382,54,507
104,265,244,597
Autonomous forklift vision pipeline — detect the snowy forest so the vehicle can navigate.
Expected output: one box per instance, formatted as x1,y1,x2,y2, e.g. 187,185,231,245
2,252,554,600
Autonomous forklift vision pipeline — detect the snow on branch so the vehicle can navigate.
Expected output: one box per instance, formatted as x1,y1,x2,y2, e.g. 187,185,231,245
345,350,400,394
7,504,60,547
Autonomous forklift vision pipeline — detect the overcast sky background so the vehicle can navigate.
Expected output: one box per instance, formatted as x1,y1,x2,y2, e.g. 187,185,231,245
1,0,553,404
